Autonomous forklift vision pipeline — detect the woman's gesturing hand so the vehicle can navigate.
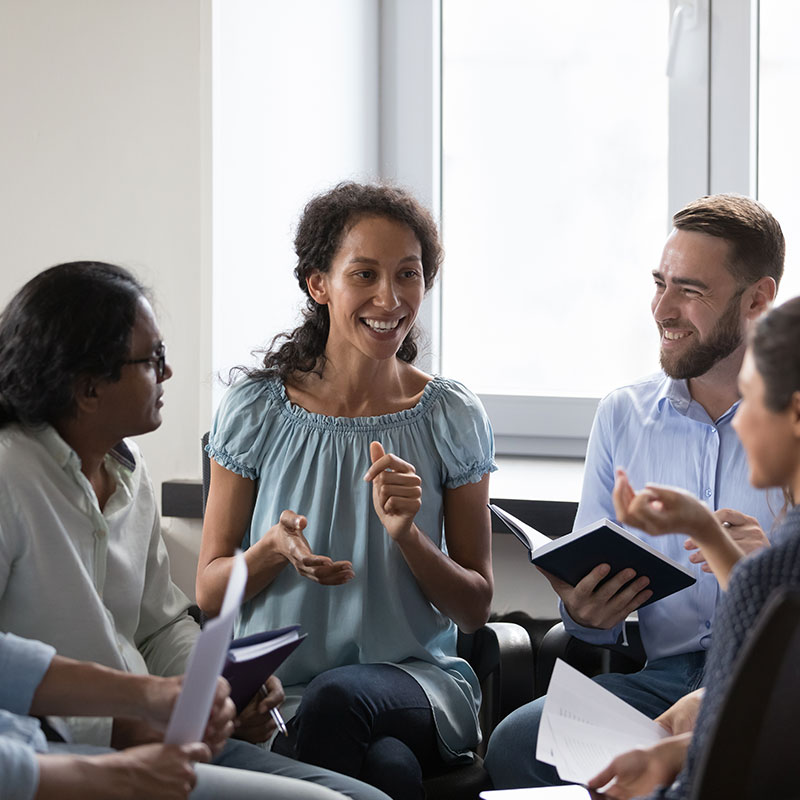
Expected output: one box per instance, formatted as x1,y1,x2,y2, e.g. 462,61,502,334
612,468,718,540
270,509,354,585
363,441,422,541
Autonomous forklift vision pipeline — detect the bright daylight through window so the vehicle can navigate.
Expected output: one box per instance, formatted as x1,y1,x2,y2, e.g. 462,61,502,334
441,0,667,399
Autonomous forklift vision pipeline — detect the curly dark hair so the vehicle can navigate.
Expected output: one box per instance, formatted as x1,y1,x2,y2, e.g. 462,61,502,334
241,182,443,382
0,261,147,428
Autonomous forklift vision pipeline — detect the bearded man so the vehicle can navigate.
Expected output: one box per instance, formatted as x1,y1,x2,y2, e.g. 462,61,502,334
485,194,786,788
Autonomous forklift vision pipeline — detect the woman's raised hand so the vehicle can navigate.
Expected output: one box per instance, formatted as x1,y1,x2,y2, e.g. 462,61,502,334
612,468,718,540
270,509,354,585
363,441,422,541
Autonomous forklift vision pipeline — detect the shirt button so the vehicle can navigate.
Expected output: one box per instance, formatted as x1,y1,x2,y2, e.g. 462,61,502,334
705,489,712,498
706,620,711,629
711,427,717,434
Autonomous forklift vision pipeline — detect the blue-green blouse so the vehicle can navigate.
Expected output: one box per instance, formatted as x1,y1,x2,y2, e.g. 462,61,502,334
207,374,497,760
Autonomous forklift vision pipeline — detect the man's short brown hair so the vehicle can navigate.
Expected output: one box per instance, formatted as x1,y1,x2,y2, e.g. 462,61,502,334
673,193,784,288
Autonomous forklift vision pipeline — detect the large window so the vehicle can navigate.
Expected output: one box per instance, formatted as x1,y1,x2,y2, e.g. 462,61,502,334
441,0,668,399
214,1,800,455
759,0,800,302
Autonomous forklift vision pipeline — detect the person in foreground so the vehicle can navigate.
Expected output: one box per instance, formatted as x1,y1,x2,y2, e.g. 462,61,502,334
485,194,784,787
587,295,800,799
1,630,345,800
197,182,496,800
0,261,389,800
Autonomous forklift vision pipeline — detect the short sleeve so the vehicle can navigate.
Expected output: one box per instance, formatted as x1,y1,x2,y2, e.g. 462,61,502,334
206,378,278,480
430,380,497,489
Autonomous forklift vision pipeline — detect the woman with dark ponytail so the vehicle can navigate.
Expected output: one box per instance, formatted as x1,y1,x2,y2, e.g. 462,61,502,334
589,296,800,799
197,182,496,800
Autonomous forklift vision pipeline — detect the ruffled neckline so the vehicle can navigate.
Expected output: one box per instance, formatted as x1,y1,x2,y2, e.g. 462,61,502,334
265,375,449,432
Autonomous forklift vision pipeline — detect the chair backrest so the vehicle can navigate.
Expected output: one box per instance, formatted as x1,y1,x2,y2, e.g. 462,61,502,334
690,586,800,799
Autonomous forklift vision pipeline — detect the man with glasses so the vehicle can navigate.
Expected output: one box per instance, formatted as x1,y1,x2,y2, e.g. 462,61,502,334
0,261,389,800
486,194,787,788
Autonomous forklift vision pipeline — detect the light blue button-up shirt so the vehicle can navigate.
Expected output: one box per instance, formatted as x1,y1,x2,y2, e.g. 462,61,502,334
562,372,784,661
0,632,56,800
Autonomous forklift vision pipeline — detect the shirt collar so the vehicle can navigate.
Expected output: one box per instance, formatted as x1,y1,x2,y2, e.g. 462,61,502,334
658,375,691,415
655,373,740,424
31,425,137,473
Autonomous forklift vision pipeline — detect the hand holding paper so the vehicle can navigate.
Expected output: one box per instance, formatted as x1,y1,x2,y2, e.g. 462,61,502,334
537,660,668,786
164,551,247,746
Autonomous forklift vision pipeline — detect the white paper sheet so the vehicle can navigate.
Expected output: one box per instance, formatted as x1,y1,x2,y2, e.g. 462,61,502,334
164,551,247,745
536,659,667,784
481,787,595,799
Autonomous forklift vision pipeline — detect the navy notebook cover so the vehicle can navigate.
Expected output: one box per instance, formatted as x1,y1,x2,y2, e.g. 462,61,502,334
222,625,307,712
491,505,696,608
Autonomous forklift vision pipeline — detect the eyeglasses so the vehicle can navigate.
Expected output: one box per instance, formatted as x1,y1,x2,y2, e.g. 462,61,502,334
123,344,167,381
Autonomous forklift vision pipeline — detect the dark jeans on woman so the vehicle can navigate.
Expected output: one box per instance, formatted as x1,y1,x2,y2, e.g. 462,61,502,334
273,663,441,800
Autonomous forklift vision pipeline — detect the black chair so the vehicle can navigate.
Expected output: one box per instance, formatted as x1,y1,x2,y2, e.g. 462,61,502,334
688,587,800,799
535,619,646,698
201,434,535,798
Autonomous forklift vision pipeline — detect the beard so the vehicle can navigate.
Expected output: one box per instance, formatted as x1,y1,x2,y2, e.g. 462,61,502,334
659,293,744,380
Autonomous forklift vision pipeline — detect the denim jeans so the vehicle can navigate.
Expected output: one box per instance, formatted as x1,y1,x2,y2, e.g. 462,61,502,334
484,651,707,789
272,663,439,800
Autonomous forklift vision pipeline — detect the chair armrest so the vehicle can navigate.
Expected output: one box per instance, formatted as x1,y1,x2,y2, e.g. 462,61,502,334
463,622,535,737
535,620,646,698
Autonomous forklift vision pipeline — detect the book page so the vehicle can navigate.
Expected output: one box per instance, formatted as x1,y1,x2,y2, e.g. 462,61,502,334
537,659,667,784
164,551,247,745
489,503,552,551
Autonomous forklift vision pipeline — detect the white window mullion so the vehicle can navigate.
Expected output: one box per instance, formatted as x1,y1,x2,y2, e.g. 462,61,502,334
708,0,758,196
379,0,443,375
668,0,712,217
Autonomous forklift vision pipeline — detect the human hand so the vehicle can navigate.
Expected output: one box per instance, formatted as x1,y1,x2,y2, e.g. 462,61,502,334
137,675,234,756
202,678,237,755
363,441,422,542
233,675,284,744
685,509,768,571
537,563,652,630
93,742,210,799
587,734,691,799
270,509,354,585
656,689,705,736
612,469,718,541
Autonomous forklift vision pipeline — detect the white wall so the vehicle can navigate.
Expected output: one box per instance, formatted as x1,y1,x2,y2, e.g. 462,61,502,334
0,0,212,492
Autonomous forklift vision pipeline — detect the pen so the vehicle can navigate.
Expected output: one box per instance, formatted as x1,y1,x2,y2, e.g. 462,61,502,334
259,683,288,736
270,706,288,737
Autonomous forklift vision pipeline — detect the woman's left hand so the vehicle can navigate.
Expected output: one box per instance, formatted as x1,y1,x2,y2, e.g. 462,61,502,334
363,441,422,541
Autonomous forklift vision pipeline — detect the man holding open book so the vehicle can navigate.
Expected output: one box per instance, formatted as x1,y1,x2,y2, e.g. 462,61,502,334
485,194,786,788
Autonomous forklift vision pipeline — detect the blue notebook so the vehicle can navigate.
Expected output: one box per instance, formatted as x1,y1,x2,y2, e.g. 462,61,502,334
489,504,696,607
222,625,307,712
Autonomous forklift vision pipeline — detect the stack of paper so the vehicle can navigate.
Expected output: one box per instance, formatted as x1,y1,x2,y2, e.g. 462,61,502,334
536,659,668,785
